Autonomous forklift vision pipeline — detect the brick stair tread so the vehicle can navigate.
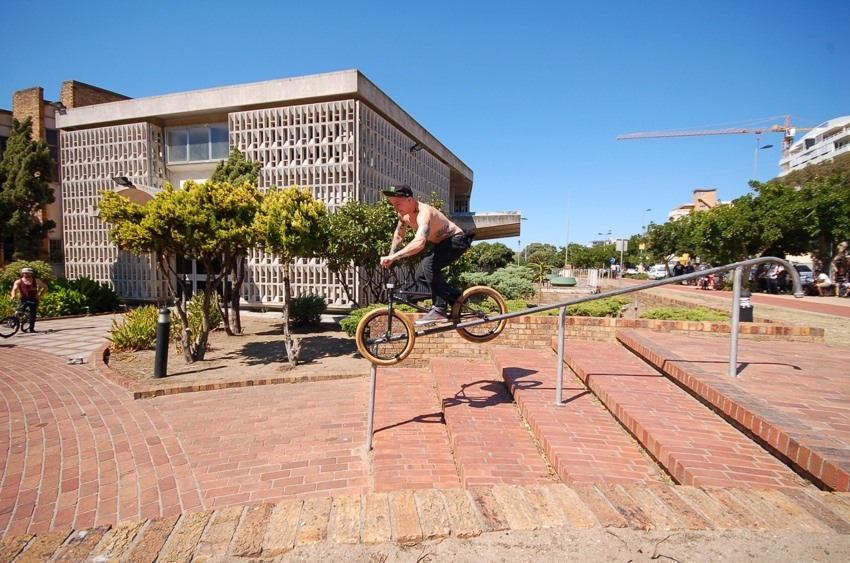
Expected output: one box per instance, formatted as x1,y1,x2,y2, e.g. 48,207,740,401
617,328,850,491
561,338,804,489
371,367,463,491
430,357,553,487
490,347,663,485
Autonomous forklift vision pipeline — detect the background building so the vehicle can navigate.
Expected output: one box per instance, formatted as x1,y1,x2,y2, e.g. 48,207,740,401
26,70,519,308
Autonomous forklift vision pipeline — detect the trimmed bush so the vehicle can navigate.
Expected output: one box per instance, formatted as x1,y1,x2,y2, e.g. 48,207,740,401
55,277,119,313
640,306,730,321
290,294,327,326
340,304,385,337
39,287,89,317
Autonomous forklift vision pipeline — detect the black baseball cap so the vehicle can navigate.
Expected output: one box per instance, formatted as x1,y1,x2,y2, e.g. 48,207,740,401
382,184,413,198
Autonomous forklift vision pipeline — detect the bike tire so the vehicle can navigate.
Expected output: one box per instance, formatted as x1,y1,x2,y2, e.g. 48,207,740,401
451,286,507,343
0,315,20,338
355,308,416,366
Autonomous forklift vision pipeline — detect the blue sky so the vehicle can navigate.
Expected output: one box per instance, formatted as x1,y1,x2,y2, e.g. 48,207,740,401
2,0,847,252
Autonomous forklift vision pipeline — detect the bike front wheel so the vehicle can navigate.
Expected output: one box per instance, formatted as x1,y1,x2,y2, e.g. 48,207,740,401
451,286,507,343
0,315,20,338
355,309,416,366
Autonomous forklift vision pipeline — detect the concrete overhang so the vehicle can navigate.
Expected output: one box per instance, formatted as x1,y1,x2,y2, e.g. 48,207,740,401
55,69,473,184
452,212,522,241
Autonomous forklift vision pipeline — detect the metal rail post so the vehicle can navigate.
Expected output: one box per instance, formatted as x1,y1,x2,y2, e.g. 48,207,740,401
366,363,377,451
729,266,743,377
555,306,566,405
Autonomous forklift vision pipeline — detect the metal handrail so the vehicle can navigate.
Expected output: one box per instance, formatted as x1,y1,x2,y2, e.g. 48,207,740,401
549,256,804,404
365,257,804,448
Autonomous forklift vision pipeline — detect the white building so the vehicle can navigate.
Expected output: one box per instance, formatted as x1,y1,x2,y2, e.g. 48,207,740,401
779,115,850,176
52,70,519,309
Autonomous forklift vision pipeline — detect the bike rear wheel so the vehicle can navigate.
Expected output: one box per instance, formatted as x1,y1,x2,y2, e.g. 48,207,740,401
0,315,20,338
451,286,507,343
355,309,416,366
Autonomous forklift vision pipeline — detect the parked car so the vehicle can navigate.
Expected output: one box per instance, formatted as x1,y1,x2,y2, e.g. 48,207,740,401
646,265,668,280
792,264,814,293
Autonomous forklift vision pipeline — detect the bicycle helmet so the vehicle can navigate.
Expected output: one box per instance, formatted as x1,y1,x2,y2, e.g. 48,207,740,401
21,268,33,274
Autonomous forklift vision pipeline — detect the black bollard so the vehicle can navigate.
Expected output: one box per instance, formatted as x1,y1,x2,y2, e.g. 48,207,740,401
154,307,171,378
739,290,753,322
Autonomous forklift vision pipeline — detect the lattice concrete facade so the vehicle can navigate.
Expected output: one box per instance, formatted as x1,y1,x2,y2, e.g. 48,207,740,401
57,71,472,309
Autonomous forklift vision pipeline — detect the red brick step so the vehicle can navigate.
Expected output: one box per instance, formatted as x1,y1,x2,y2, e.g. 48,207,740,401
561,339,805,489
489,347,663,485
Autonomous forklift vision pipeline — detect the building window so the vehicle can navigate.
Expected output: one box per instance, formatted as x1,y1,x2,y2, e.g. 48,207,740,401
454,195,469,213
166,124,229,163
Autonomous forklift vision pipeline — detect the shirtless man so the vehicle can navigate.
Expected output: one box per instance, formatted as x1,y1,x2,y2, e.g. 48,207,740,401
380,184,474,324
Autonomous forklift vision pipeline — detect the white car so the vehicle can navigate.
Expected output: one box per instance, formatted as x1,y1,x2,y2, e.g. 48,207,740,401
646,265,668,279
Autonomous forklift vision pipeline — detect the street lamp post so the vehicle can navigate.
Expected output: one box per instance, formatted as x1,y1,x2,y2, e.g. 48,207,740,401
640,208,651,272
753,137,774,180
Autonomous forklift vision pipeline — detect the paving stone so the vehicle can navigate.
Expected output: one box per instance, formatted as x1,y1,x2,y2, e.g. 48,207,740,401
123,514,180,563
88,519,146,561
571,483,627,528
646,484,713,530
701,487,768,531
231,503,274,557
263,499,302,556
751,489,835,533
391,490,423,544
492,485,539,531
13,530,69,563
296,497,332,545
546,484,597,528
442,489,482,538
0,534,33,562
520,485,565,528
193,506,243,562
469,487,509,532
157,511,213,563
617,485,685,531
52,526,110,562
415,489,451,540
331,494,361,544
362,492,391,545
596,484,655,531
674,487,741,530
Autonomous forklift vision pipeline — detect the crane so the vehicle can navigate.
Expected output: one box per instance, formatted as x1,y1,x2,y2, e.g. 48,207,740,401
617,115,812,154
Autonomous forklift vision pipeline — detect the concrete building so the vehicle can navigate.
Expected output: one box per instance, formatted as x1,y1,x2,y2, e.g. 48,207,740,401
779,115,850,176
668,188,727,221
4,70,519,308
0,88,65,269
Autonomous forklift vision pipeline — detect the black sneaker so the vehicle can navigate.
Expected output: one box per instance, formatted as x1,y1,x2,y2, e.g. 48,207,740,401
415,307,449,325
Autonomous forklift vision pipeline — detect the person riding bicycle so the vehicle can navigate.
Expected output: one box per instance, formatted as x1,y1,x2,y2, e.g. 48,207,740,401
10,267,48,333
379,184,474,325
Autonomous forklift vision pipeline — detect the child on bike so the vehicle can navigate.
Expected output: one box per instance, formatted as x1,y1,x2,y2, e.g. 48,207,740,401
10,267,48,333
379,184,474,325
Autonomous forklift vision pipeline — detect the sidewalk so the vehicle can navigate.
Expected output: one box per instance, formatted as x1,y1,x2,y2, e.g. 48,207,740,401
1,307,850,560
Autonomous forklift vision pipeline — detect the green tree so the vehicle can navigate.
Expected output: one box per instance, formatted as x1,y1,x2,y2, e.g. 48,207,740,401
320,198,399,306
0,118,55,260
468,242,515,273
254,185,327,366
209,149,262,335
98,179,261,362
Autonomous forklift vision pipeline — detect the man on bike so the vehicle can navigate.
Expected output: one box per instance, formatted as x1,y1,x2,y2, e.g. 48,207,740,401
10,268,48,333
379,184,474,325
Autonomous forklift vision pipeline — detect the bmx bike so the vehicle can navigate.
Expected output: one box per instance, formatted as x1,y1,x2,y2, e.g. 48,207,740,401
0,301,36,338
355,284,508,366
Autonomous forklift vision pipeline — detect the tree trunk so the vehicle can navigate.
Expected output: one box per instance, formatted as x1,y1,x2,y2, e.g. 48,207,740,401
282,262,301,366
231,256,246,335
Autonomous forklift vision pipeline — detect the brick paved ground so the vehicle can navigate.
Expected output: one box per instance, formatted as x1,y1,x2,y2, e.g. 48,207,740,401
2,302,850,559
